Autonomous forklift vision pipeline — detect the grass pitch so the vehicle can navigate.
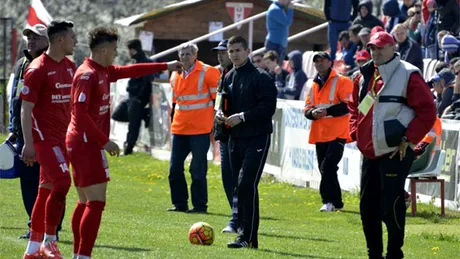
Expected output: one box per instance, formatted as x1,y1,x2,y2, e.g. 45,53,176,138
0,147,459,258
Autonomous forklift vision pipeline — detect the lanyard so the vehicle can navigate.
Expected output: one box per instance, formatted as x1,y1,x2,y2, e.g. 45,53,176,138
370,70,381,96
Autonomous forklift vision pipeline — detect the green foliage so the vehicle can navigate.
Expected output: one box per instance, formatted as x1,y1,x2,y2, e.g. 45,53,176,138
0,148,459,258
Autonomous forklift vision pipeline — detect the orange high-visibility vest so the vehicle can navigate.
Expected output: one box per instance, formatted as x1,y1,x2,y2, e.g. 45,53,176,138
421,116,442,150
170,60,220,135
304,69,353,144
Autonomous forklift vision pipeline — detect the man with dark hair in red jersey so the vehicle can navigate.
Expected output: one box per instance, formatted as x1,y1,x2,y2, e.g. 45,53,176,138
66,26,182,259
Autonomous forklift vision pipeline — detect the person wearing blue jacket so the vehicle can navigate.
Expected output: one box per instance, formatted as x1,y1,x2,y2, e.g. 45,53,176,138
265,0,294,65
324,0,359,61
338,31,358,69
279,50,308,100
383,0,407,33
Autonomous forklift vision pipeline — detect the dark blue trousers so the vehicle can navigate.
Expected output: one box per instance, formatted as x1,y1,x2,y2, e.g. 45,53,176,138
169,133,210,210
328,21,351,61
220,141,238,229
265,40,287,66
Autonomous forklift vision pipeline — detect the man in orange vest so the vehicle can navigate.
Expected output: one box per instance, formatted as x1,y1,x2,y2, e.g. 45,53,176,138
167,43,220,213
414,116,442,156
304,52,353,212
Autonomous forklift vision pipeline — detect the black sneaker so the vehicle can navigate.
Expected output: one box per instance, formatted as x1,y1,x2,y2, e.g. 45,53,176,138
18,230,30,239
167,206,188,212
227,239,258,249
186,208,207,214
123,146,133,156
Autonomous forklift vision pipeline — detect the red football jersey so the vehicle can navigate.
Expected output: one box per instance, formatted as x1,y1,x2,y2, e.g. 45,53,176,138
20,53,76,144
66,58,167,147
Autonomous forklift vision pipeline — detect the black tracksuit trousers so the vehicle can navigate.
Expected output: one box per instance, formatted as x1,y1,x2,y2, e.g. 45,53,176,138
229,134,270,245
360,148,414,259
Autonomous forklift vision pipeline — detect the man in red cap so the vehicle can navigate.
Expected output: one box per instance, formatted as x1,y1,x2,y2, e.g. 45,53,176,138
348,31,436,259
349,50,371,80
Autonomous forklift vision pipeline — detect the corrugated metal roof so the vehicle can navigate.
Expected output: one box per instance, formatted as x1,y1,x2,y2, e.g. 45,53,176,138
114,0,325,27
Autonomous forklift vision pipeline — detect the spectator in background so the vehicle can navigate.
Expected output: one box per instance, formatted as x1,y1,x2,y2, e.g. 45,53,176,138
349,24,364,51
422,0,431,24
437,30,451,60
251,53,268,72
433,68,457,116
406,6,422,44
393,24,424,72
436,0,460,35
265,0,294,66
339,30,358,69
370,25,385,36
400,0,417,18
324,0,359,61
124,39,154,155
264,50,289,97
383,0,407,33
435,61,450,73
358,27,372,48
352,0,384,30
304,52,352,213
278,50,307,100
349,49,372,80
441,35,460,63
441,60,460,118
422,0,438,59
450,57,460,70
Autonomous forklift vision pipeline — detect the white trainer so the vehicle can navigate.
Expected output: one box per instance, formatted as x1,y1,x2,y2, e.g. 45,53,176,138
319,203,335,212
221,226,237,233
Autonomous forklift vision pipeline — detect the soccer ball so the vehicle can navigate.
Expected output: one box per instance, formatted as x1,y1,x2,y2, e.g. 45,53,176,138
188,222,215,245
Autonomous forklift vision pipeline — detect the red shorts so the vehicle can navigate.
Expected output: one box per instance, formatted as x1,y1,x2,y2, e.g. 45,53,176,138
67,141,110,187
34,142,71,185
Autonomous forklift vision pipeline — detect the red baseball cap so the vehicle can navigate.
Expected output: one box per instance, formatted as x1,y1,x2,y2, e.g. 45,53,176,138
367,31,395,48
356,50,370,61
370,26,384,37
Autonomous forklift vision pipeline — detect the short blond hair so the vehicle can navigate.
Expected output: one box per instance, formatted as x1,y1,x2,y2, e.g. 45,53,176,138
393,23,408,32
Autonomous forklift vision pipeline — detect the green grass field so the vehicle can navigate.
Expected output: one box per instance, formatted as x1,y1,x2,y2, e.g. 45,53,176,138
1,148,460,258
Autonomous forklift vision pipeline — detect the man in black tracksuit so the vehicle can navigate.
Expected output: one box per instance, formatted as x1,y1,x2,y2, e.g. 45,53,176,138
124,39,155,155
8,24,63,239
216,36,277,249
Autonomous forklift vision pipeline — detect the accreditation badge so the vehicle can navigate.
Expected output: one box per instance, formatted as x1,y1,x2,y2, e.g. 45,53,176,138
358,92,375,116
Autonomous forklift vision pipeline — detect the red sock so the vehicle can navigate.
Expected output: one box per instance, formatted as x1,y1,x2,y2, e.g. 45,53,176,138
45,178,70,235
78,201,105,256
30,188,51,242
71,202,86,254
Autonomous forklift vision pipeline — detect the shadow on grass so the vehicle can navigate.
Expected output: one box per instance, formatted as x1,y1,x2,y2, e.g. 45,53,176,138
259,233,336,242
407,210,460,221
60,240,152,252
260,248,338,258
0,226,26,231
338,210,360,215
207,212,280,221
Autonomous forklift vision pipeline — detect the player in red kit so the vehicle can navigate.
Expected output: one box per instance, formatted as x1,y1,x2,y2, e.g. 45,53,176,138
66,26,183,259
21,21,77,259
